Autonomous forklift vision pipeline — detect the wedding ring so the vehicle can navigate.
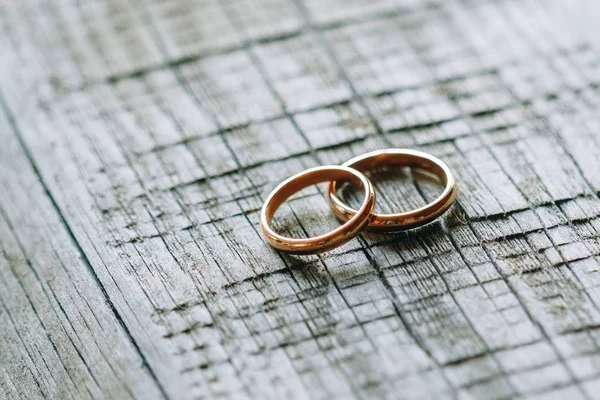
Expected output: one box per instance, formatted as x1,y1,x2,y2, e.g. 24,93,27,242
328,149,457,232
261,166,376,255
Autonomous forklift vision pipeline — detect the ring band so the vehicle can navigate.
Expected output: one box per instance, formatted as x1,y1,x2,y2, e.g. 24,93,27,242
260,166,376,255
328,149,457,232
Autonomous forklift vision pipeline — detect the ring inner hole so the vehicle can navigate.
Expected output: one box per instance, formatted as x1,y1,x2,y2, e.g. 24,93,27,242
272,179,365,239
339,165,444,214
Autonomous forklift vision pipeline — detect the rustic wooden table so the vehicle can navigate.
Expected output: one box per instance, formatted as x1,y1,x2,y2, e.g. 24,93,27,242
2,0,600,399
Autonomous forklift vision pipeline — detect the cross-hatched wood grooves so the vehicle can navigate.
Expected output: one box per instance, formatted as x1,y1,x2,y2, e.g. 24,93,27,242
2,0,600,399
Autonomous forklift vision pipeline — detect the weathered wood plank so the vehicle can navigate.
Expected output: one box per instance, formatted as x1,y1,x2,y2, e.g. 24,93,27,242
2,0,600,399
0,105,166,399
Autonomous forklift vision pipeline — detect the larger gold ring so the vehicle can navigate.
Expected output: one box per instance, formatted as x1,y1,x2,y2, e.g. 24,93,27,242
261,166,376,255
328,149,457,232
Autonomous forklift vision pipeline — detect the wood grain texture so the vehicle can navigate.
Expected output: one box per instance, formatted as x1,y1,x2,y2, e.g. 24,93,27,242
2,0,600,398
0,104,165,399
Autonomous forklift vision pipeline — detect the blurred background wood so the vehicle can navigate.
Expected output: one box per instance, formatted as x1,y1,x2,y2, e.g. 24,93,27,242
2,0,600,398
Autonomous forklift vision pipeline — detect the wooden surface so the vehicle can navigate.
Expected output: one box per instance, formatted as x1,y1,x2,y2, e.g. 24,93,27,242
2,0,600,398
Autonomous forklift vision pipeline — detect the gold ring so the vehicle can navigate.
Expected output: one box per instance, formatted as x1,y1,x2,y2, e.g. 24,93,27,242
328,149,457,232
261,166,376,255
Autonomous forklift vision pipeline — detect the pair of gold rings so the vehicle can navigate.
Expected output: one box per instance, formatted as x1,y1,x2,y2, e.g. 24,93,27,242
260,149,457,255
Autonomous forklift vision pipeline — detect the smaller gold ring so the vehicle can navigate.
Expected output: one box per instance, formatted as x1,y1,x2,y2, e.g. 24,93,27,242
261,166,376,255
328,149,457,232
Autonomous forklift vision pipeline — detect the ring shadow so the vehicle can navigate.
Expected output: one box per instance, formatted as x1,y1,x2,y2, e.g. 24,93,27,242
283,202,466,284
